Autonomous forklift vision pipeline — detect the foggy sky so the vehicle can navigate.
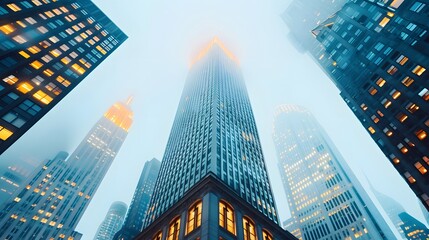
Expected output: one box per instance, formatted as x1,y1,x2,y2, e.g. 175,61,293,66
0,0,427,239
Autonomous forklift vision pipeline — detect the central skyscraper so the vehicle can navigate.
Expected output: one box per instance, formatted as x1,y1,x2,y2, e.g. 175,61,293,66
138,39,295,239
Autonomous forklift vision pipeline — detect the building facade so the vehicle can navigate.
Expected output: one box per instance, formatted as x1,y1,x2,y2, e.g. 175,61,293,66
0,0,127,154
399,212,429,239
0,163,31,205
114,158,161,240
94,201,128,240
273,105,396,240
308,0,429,210
0,99,133,239
137,38,296,239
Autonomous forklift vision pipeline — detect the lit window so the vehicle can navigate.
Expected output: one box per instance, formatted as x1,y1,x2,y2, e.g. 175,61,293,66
423,156,429,164
37,26,49,34
368,87,378,95
263,230,273,240
16,21,26,28
371,115,380,123
397,143,408,154
376,78,386,87
28,46,41,54
30,60,43,69
0,126,13,140
415,162,427,174
19,51,30,58
368,126,376,134
50,49,62,57
7,3,21,12
17,82,34,94
383,128,393,137
379,17,390,27
387,65,397,75
402,76,414,87
0,24,16,34
61,57,71,64
49,36,59,43
3,75,18,85
381,98,392,108
396,113,408,123
416,130,427,140
418,88,429,101
390,89,401,99
152,232,162,240
243,217,256,240
406,103,419,113
43,69,54,77
219,201,235,234
33,90,53,104
413,65,426,76
404,172,416,183
71,63,85,74
390,0,404,8
390,154,400,164
396,55,408,65
167,217,180,240
187,201,202,234
360,103,368,111
13,35,27,44
56,76,71,87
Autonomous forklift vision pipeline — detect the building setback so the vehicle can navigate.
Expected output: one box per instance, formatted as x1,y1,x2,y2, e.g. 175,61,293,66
273,105,396,240
137,38,296,240
114,158,161,240
0,99,133,239
0,0,127,154
94,201,128,240
307,0,429,210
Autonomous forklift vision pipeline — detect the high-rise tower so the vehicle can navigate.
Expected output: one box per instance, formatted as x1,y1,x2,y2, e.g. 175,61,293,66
137,38,296,240
0,0,127,154
308,0,429,210
114,158,161,240
0,99,133,239
273,105,396,240
94,201,128,240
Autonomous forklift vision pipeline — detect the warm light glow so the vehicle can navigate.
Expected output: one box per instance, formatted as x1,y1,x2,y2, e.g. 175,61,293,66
191,37,238,66
17,82,34,94
104,101,134,131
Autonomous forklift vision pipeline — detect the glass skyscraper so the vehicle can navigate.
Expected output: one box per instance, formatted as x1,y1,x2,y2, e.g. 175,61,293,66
114,158,161,240
273,105,396,240
94,201,128,240
137,38,296,239
307,0,429,210
0,0,127,154
0,99,133,239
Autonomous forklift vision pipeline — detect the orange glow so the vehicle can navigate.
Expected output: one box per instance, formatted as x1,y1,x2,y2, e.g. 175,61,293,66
104,101,133,132
191,37,238,66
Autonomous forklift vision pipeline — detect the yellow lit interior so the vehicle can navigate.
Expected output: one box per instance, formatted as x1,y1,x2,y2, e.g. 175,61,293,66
191,37,238,66
103,101,134,131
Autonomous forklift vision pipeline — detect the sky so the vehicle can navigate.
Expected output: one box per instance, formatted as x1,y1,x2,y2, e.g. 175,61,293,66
0,0,428,239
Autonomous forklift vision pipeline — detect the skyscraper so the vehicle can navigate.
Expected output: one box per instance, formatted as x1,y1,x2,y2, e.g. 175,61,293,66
94,201,128,240
399,212,429,239
281,0,347,53
0,0,127,154
0,99,133,239
114,158,161,240
137,38,296,239
273,105,396,240
370,186,407,239
0,163,31,205
308,0,429,210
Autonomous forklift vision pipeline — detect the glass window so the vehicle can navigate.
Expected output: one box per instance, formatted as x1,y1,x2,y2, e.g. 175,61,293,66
168,217,180,240
243,217,257,240
263,230,273,240
187,201,202,234
0,126,13,140
219,201,235,234
152,231,162,240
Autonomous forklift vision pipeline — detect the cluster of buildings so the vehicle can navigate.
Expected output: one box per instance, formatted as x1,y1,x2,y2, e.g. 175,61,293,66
0,0,428,239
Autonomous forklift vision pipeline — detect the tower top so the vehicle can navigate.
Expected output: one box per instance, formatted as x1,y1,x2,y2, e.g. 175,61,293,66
191,37,238,66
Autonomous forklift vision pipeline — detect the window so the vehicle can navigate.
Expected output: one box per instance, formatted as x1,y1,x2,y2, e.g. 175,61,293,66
243,217,256,240
381,98,391,108
387,65,398,75
376,78,386,87
368,126,376,134
419,88,429,101
396,55,408,65
168,217,180,240
19,51,30,58
410,2,426,12
413,65,426,76
396,113,408,123
0,24,15,34
71,63,85,74
16,82,34,94
390,89,401,99
0,126,13,140
187,201,202,234
7,3,21,12
406,103,419,113
219,201,235,234
404,172,416,183
402,76,414,87
262,230,273,240
3,75,18,85
379,17,390,27
415,129,427,140
33,90,53,104
30,60,43,69
152,231,162,240
368,87,377,95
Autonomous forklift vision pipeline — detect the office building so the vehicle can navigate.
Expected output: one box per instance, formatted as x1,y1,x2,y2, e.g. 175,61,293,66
94,201,128,240
281,0,347,53
0,164,31,205
399,212,429,239
137,38,296,239
309,0,429,210
0,0,127,154
273,105,396,240
0,99,133,239
114,158,161,240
